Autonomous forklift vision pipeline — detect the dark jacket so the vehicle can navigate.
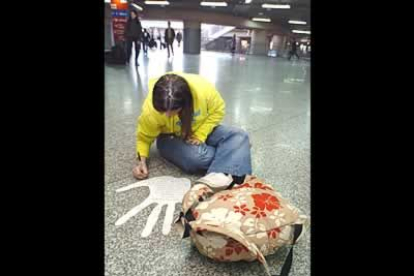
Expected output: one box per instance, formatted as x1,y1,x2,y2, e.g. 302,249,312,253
125,18,143,40
164,28,176,44
143,32,151,43
291,41,297,51
176,32,182,42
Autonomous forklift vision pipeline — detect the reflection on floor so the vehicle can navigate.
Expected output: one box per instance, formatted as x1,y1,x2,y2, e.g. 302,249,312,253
105,50,310,276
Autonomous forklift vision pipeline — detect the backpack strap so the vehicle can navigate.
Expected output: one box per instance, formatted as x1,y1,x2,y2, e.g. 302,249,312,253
272,224,303,276
181,210,196,239
175,184,215,240
173,209,196,239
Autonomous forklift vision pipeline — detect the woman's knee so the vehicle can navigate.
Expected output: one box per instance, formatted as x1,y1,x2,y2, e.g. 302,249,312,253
181,145,214,173
230,128,250,143
157,138,213,173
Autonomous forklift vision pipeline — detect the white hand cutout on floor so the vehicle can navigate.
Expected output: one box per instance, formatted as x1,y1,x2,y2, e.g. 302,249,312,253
115,176,191,237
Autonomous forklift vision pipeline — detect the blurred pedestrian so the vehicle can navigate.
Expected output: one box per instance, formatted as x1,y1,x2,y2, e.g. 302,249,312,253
231,34,236,55
165,21,176,57
125,10,143,66
176,31,182,48
142,28,150,56
288,38,300,60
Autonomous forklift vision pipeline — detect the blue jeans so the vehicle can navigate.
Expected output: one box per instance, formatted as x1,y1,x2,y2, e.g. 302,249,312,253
156,125,252,176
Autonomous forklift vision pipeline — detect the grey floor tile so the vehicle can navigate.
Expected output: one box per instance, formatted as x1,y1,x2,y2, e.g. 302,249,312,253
105,51,310,276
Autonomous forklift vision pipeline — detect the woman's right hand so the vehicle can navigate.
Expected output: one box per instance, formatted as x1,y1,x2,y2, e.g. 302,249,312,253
133,158,149,180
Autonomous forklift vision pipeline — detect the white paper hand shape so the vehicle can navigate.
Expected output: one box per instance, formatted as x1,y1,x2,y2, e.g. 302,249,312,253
115,176,191,237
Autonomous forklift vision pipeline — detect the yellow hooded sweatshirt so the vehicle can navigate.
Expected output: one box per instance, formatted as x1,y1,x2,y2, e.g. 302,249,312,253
136,72,225,157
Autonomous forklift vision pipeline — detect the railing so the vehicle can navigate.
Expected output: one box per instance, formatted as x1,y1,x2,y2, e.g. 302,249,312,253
201,25,236,49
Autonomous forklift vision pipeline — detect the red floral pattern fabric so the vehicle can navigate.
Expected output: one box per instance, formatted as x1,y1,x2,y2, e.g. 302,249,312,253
251,206,267,218
267,227,281,239
218,194,234,201
177,175,310,272
224,239,249,256
251,193,281,212
233,183,252,189
253,182,273,190
233,204,250,216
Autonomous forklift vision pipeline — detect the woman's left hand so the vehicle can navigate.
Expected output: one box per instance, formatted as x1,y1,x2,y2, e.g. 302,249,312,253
186,136,202,145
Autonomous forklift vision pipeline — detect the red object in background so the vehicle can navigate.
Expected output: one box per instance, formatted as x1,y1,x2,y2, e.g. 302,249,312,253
111,0,128,10
114,23,126,30
111,0,128,43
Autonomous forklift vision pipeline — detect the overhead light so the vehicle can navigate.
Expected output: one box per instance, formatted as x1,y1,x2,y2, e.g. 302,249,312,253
292,30,311,34
288,20,307,25
252,17,271,22
131,3,143,11
200,2,228,7
245,0,252,3
145,1,170,5
262,4,290,9
104,0,110,3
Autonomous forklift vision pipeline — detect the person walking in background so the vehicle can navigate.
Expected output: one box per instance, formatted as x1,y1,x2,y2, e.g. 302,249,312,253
288,38,300,61
165,21,176,58
149,29,157,49
142,28,151,56
157,30,163,50
125,10,143,66
149,36,157,50
176,31,183,48
231,34,236,55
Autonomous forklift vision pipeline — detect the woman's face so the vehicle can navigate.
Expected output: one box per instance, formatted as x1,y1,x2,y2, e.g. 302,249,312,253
131,12,137,19
164,108,182,117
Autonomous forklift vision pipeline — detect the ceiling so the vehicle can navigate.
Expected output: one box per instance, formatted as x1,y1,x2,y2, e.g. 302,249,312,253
130,0,310,34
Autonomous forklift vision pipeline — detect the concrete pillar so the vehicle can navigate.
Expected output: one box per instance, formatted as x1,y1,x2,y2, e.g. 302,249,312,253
270,35,288,56
250,30,268,55
183,21,201,55
234,36,242,53
104,3,114,51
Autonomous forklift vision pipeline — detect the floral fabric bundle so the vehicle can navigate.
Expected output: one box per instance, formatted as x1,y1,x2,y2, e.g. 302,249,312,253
175,175,310,276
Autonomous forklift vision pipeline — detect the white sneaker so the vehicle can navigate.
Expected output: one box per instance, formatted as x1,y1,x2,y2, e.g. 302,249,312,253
195,173,233,192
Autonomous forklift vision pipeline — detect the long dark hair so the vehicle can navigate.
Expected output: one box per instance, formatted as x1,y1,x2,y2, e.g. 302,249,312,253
128,10,139,22
153,74,194,140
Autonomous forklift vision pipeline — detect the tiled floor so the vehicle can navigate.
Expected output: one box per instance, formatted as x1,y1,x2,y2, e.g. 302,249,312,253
105,49,310,276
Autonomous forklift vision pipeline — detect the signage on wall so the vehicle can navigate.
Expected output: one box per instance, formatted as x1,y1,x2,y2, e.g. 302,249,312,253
112,10,128,17
111,0,128,43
